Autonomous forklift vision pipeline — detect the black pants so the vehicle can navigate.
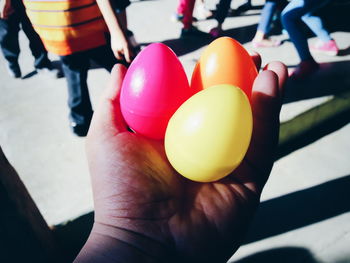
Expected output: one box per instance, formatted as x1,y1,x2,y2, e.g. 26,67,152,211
111,0,130,12
0,0,50,69
60,45,118,126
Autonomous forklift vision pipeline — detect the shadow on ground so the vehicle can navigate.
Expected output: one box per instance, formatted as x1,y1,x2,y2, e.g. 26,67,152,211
277,59,350,159
53,174,350,261
21,60,64,79
284,60,350,104
243,174,350,244
277,107,350,160
233,246,318,263
153,23,258,58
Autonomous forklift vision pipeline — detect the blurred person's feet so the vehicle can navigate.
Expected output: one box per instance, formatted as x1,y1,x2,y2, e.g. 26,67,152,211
310,39,339,56
181,26,211,39
70,121,90,137
171,12,197,23
36,63,64,78
252,38,281,48
194,2,213,20
171,12,184,22
7,61,22,79
209,26,223,38
290,60,319,80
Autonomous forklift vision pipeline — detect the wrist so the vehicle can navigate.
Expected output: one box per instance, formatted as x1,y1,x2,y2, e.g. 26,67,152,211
74,222,173,263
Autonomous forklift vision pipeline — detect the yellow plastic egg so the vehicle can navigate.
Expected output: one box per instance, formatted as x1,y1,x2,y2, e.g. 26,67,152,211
165,84,253,182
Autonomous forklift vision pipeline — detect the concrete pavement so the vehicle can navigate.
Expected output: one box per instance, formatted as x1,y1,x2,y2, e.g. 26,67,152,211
0,0,349,262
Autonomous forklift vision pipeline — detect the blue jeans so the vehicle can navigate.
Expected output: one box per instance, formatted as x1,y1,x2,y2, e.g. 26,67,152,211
257,1,278,34
257,0,288,33
0,0,50,69
60,45,118,126
281,0,331,61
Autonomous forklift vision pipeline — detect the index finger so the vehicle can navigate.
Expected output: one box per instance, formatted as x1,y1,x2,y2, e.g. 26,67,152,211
250,52,262,70
124,46,132,63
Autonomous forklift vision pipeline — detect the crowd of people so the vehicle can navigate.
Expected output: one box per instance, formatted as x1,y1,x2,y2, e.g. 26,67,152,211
0,0,339,137
173,0,339,79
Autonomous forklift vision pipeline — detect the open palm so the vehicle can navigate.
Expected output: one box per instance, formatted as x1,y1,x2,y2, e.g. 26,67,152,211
78,59,287,263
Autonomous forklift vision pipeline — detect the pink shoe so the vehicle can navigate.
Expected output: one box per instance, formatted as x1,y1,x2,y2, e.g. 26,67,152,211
290,60,319,80
252,38,281,48
310,39,339,56
209,27,223,38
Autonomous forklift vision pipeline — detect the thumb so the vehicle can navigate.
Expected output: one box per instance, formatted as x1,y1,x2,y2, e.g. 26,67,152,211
232,68,284,194
88,64,128,140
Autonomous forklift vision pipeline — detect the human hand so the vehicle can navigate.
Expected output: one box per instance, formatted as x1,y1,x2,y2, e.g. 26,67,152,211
75,55,287,263
110,32,134,63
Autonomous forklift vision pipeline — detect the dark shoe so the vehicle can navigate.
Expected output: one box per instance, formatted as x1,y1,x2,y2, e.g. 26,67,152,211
7,62,22,78
209,26,223,38
180,26,211,39
70,122,90,137
36,64,64,78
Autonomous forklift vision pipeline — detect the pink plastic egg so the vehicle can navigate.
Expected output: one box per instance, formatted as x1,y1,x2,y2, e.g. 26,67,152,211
120,43,198,139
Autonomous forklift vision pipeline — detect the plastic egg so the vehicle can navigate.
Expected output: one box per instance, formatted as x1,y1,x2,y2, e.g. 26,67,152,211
120,43,199,139
165,84,253,182
191,37,258,99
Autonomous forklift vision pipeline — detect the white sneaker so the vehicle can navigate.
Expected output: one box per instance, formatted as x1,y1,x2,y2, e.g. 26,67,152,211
194,2,212,20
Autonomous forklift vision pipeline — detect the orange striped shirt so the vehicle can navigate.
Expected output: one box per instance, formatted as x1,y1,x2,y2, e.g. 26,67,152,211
24,0,108,55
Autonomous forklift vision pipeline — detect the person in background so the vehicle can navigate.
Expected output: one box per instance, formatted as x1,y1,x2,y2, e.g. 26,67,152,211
96,0,135,63
0,0,61,78
73,56,288,262
193,0,213,20
173,0,212,22
209,0,233,37
175,0,211,38
209,0,255,37
281,0,339,79
235,0,252,14
251,0,287,48
24,0,134,137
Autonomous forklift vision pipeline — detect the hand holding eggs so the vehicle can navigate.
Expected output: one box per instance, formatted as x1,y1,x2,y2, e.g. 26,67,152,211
120,37,257,182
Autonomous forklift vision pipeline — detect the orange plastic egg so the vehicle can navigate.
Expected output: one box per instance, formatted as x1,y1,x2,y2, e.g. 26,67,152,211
191,37,258,98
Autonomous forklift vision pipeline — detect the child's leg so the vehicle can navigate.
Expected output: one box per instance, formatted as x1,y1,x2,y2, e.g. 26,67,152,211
179,0,196,29
281,0,314,61
301,0,331,42
215,0,232,25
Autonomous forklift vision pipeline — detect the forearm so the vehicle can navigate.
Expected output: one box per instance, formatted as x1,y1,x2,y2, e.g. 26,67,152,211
74,222,172,263
96,0,125,39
